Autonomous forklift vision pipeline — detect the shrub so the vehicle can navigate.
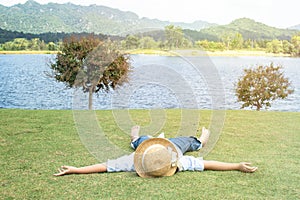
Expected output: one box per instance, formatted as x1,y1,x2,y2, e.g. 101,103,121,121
235,63,294,111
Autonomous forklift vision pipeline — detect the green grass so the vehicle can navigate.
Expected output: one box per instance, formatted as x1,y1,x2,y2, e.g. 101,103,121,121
0,109,299,199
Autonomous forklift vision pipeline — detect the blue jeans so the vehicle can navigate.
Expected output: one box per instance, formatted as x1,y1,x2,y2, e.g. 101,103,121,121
131,136,202,154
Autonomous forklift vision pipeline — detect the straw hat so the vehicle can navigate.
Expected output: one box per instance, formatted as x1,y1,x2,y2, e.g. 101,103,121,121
134,138,179,178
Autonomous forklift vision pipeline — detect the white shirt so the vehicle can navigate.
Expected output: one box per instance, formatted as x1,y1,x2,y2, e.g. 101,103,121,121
106,153,204,173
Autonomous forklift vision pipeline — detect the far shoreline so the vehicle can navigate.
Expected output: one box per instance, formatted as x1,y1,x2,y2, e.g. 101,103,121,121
0,50,59,55
0,49,293,57
127,49,292,57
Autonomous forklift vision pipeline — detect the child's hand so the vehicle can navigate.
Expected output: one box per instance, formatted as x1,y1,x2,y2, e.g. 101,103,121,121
53,166,78,176
238,162,258,173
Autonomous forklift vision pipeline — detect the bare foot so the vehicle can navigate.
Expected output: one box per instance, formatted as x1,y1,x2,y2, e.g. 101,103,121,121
199,127,210,147
131,125,140,142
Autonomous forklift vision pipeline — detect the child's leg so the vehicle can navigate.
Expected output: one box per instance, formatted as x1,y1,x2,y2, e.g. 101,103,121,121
131,135,152,149
169,137,202,154
199,127,210,147
130,125,152,150
168,127,210,154
130,125,140,142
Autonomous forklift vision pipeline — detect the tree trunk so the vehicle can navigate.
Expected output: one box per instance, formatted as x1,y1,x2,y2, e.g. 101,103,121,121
256,101,261,111
88,86,93,110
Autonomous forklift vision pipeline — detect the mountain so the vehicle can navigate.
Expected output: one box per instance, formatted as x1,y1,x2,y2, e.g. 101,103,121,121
289,24,300,30
0,0,214,35
1,1,298,41
184,18,299,41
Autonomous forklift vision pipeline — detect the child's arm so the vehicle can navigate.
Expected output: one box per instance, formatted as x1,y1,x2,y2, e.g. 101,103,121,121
203,160,257,173
53,163,107,176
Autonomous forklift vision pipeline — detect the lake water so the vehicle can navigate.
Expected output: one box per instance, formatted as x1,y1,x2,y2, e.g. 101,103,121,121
0,54,299,111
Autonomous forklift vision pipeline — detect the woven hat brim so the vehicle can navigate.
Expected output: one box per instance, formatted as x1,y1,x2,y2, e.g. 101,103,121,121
134,138,178,178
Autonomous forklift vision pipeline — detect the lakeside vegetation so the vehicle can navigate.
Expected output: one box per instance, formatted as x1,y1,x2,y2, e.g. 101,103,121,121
1,35,299,57
127,49,293,57
1,109,299,199
1,18,300,57
1,32,300,57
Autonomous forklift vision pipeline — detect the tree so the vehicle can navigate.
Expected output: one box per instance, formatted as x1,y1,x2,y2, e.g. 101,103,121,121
12,38,29,50
139,36,158,49
47,41,59,51
221,33,234,50
235,63,294,111
30,38,43,50
266,39,283,54
230,33,244,49
195,40,225,51
50,35,130,110
291,34,300,56
243,39,253,49
282,40,293,54
164,25,185,49
124,35,140,49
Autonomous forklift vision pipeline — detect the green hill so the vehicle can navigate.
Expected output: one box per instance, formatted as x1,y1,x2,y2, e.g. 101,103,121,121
0,0,213,35
1,1,298,42
185,18,299,41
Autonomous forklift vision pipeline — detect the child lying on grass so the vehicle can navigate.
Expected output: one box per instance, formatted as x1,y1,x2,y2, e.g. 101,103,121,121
54,126,257,177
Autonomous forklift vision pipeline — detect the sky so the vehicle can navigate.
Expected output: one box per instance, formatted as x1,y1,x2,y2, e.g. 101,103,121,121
0,0,299,28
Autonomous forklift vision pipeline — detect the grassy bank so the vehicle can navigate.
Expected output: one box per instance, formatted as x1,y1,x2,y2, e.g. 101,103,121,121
0,109,299,199
127,49,292,57
0,50,58,54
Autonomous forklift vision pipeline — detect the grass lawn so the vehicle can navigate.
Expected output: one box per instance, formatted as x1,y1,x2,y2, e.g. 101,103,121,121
0,109,299,199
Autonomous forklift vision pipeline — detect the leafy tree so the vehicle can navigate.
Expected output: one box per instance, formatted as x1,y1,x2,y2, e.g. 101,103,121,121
243,39,252,49
139,36,158,49
1,41,13,50
12,38,29,50
266,40,283,54
255,40,267,49
221,32,243,50
47,42,59,51
50,35,130,110
230,33,244,49
164,25,185,49
29,38,43,50
124,35,140,49
291,34,300,56
195,40,225,51
282,40,293,54
1,38,28,50
235,63,294,111
195,40,209,50
181,37,193,48
221,33,234,50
